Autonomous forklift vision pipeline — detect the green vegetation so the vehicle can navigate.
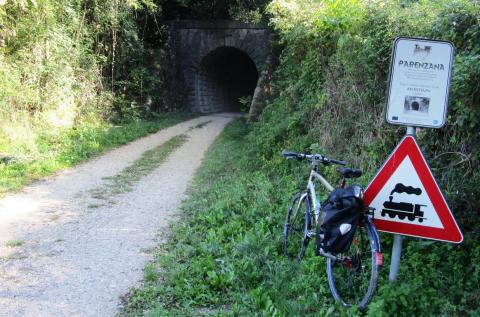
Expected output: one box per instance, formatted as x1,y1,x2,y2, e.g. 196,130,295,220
1,0,478,315
0,0,194,194
0,0,268,196
5,239,24,247
0,113,194,195
123,0,479,316
161,0,270,22
89,133,188,204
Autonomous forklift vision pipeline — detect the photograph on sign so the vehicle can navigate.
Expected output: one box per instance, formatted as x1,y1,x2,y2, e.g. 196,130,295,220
364,136,463,243
386,37,454,128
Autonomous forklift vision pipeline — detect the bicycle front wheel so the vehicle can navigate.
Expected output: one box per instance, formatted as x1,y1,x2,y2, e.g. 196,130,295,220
284,192,311,261
326,217,381,310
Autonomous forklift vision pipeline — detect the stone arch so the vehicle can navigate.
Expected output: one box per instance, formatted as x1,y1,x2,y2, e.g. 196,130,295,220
195,46,259,113
170,20,271,113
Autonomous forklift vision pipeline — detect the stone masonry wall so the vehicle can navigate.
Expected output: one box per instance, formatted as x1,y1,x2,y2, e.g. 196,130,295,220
170,20,271,113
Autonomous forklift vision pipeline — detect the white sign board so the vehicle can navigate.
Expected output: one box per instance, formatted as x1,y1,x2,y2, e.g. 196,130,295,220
386,37,454,128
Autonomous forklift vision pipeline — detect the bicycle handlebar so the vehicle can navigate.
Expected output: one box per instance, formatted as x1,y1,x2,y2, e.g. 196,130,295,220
281,151,301,159
329,158,346,166
281,150,346,166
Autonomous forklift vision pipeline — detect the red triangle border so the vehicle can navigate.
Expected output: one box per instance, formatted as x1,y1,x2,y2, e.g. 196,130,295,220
364,136,463,243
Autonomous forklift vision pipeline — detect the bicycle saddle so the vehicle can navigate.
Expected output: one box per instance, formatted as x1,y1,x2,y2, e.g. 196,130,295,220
338,167,362,179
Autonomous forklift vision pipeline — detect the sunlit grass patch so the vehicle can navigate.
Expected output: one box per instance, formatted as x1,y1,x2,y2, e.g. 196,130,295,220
89,134,188,204
0,113,196,196
5,240,24,247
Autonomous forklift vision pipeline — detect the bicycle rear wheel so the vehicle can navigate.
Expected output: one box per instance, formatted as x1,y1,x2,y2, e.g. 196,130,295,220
284,192,311,261
326,217,381,310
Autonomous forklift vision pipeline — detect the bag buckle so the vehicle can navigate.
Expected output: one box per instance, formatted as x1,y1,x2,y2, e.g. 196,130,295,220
367,207,376,220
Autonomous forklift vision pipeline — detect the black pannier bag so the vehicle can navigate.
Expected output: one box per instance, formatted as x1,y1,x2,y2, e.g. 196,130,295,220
318,186,362,254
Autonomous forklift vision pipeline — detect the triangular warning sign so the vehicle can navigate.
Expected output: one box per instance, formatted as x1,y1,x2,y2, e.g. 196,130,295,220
364,136,463,243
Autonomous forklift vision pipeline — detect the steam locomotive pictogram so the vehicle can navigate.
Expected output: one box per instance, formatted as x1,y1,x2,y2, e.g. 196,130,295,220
380,183,427,223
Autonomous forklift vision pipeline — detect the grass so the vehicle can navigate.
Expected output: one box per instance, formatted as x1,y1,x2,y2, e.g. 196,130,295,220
144,264,159,283
119,118,336,316
5,240,24,247
120,118,480,316
89,134,188,204
0,112,196,196
120,118,302,316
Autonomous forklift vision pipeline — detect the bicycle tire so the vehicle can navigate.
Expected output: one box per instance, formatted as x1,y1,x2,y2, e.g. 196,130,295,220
326,217,381,310
284,192,312,261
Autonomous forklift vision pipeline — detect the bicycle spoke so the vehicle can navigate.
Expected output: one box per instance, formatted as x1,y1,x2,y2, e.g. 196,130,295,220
284,193,311,260
326,223,379,309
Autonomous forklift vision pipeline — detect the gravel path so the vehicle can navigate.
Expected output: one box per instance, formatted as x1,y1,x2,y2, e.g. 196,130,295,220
0,114,237,317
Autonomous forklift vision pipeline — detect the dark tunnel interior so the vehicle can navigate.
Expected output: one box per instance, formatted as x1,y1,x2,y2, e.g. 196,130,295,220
199,47,259,112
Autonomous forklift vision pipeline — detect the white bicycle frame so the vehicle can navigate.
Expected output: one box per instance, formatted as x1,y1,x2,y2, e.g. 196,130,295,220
297,168,335,240
308,170,334,223
295,168,343,259
285,152,381,263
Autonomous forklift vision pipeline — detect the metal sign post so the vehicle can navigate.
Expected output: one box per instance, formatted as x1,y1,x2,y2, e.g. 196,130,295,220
386,37,454,282
389,235,403,282
389,126,415,282
373,37,457,283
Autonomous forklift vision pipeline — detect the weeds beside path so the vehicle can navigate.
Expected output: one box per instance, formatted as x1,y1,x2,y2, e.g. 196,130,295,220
119,118,300,316
0,112,196,196
0,114,237,317
121,117,480,316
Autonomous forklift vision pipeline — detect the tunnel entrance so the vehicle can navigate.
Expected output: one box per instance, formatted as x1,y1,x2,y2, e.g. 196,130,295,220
197,47,259,112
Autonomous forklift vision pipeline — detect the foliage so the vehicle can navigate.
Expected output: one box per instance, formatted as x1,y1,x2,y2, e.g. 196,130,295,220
0,0,167,123
125,119,478,316
161,0,270,23
0,112,195,195
124,0,480,316
238,95,253,112
0,0,189,193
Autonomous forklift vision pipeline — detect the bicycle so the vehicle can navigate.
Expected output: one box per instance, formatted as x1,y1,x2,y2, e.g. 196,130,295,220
282,150,382,310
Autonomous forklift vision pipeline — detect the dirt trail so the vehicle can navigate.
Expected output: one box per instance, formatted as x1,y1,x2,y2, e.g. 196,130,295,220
0,114,238,317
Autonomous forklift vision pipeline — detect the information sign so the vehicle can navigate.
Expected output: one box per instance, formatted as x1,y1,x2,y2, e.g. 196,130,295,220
386,37,454,128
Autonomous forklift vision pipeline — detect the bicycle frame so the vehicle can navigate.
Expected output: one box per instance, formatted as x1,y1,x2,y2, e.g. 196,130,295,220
304,160,335,226
308,170,334,221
